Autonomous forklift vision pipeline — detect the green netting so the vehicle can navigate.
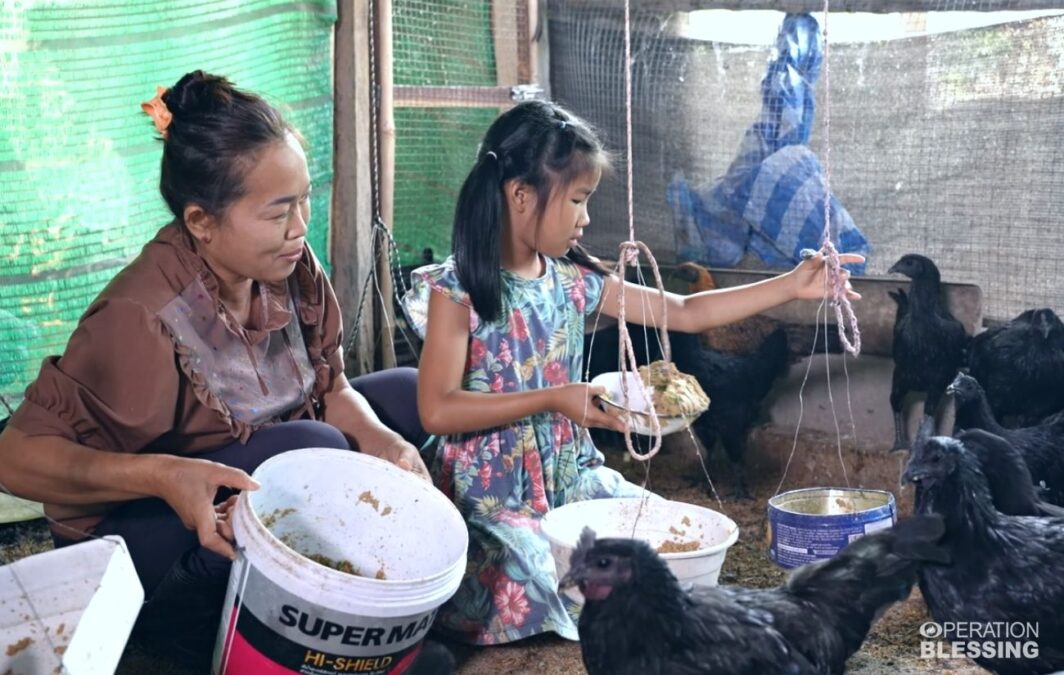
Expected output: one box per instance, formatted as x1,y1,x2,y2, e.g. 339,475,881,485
0,0,337,406
391,0,500,265
393,107,499,264
393,0,496,87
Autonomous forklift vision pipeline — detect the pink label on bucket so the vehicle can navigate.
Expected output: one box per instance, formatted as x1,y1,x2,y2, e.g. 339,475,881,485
215,564,433,675
222,623,298,675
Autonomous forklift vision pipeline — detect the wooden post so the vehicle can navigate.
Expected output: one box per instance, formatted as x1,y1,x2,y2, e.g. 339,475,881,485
332,0,376,375
529,0,544,89
492,0,520,112
376,0,397,369
517,0,532,84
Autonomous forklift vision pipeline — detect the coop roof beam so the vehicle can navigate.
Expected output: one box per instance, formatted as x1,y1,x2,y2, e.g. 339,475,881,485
563,0,1064,12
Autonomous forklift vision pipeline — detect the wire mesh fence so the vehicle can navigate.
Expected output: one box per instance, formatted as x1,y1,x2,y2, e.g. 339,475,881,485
545,2,1064,322
389,1,537,269
387,1,1064,323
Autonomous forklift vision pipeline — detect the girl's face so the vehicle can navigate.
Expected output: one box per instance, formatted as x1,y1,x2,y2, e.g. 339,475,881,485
534,168,601,258
194,133,312,285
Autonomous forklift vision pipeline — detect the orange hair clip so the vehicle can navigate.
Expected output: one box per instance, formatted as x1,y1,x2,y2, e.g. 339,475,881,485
141,86,172,139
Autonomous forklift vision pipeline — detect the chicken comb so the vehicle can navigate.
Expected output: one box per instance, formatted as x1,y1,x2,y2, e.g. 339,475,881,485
577,526,598,553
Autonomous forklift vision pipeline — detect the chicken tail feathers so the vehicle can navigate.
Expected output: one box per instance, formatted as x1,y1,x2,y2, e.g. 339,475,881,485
788,515,948,600
1037,501,1064,518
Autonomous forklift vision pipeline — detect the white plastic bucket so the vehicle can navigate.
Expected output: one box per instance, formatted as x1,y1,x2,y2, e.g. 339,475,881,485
542,497,738,605
211,448,467,675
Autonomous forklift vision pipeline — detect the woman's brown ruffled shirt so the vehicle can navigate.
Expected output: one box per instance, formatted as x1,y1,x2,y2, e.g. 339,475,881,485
10,223,345,537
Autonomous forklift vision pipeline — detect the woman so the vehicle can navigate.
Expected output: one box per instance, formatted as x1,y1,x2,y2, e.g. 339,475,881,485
0,71,430,667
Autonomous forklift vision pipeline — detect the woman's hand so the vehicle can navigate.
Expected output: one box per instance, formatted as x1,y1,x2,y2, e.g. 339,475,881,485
152,455,259,560
789,248,865,301
214,494,239,544
360,430,432,482
553,383,628,432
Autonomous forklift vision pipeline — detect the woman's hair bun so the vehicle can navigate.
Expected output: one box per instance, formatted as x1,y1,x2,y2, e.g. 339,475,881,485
164,70,236,118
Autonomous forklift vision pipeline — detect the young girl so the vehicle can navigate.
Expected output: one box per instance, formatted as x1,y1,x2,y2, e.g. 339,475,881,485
405,100,862,645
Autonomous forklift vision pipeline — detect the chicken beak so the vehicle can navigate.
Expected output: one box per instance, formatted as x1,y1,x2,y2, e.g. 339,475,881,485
901,463,933,486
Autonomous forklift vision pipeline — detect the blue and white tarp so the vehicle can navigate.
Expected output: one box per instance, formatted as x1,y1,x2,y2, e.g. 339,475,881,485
668,13,869,273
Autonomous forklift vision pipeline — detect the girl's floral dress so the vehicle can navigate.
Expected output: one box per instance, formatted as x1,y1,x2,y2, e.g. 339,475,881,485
404,255,646,644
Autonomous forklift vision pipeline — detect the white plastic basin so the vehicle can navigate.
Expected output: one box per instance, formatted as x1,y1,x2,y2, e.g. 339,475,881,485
542,497,738,605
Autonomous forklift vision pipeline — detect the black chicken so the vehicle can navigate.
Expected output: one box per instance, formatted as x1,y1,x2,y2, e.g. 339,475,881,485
584,324,789,499
968,308,1064,426
903,434,1064,674
561,519,947,675
948,372,1064,505
954,428,1064,518
408,640,456,675
887,254,968,450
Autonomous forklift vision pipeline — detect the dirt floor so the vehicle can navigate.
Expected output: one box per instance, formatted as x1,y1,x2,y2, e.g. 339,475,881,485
451,426,984,675
0,426,986,674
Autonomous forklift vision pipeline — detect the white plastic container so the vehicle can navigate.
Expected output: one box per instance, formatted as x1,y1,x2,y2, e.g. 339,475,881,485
542,497,738,605
0,536,143,675
212,448,467,675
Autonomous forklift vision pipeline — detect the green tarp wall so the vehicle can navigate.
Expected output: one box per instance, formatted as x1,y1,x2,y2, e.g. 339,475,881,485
0,0,338,407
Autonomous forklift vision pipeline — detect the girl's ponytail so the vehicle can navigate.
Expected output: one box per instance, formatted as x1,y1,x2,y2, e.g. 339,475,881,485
453,151,505,323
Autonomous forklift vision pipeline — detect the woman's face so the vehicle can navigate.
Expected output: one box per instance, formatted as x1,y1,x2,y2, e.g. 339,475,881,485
200,133,312,285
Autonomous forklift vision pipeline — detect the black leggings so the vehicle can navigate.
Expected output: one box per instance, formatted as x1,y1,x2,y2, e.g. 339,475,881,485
58,367,424,596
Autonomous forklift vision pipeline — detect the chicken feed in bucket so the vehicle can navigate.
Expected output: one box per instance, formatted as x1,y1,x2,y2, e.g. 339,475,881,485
767,488,896,569
212,448,468,675
542,497,738,605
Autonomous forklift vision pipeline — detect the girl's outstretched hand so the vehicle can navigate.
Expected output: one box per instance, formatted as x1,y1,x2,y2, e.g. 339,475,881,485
555,383,628,433
789,248,865,301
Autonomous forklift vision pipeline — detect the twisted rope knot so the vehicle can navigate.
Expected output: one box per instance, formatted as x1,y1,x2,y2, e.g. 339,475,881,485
820,240,862,356
619,240,641,266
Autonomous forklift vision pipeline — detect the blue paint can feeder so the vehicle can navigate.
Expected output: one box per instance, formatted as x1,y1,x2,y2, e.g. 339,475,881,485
767,488,896,569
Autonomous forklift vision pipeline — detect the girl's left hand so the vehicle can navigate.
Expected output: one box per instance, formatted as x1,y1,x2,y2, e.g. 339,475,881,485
790,248,865,301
